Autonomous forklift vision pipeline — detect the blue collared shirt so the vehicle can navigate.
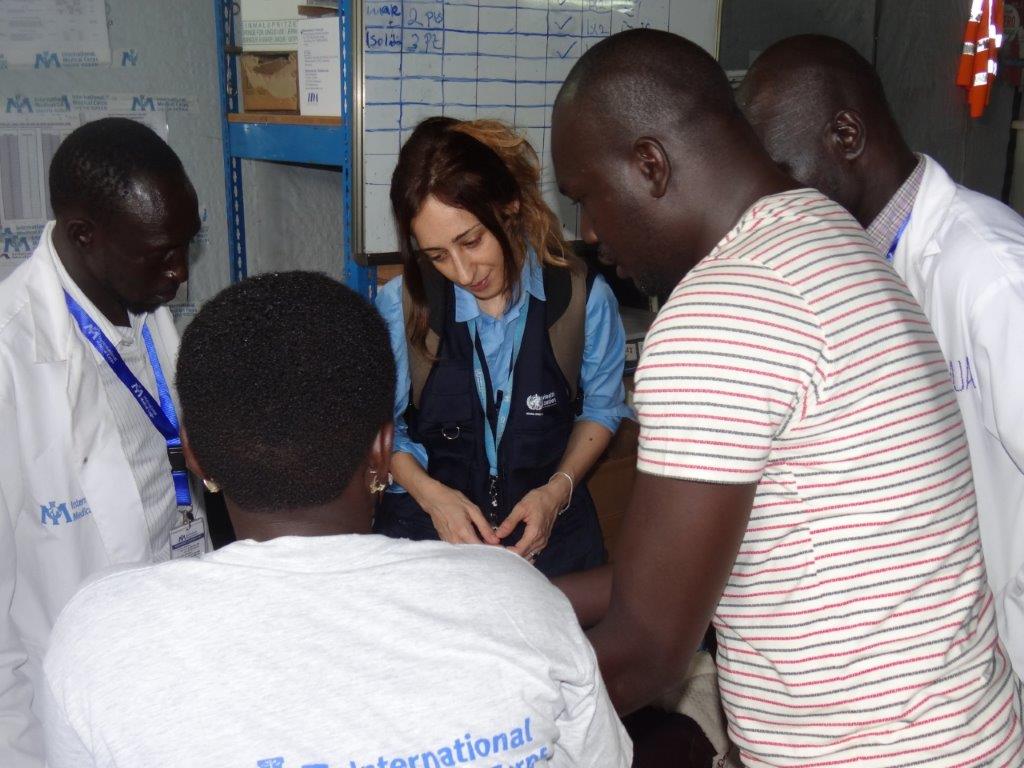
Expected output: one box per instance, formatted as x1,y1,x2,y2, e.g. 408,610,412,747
376,251,632,485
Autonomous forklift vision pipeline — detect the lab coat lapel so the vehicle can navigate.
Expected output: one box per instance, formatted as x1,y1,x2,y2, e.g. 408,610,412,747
28,236,151,564
894,156,955,309
66,336,151,564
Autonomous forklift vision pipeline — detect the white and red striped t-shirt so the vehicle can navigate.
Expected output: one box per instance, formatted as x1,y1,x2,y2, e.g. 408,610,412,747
635,189,1023,767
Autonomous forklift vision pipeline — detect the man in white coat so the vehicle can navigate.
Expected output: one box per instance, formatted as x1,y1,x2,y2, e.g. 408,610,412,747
0,117,207,766
739,35,1024,681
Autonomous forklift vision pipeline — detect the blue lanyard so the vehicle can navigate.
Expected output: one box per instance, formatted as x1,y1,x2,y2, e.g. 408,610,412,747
64,292,192,510
468,304,529,477
885,214,912,263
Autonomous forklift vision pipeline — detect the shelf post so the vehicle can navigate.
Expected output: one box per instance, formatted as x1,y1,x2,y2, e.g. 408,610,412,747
341,0,375,299
215,0,248,283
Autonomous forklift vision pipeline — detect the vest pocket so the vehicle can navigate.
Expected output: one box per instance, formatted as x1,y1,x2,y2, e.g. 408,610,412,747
512,420,571,468
419,392,472,425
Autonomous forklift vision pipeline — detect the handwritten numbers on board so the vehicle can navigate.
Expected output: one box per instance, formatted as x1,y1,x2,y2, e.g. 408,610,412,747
361,0,673,253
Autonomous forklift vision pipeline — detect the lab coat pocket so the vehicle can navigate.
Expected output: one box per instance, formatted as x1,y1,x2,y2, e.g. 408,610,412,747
24,439,91,535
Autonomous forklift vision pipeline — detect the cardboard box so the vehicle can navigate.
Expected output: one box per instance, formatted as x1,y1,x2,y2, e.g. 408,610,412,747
240,0,301,51
298,17,341,116
240,52,299,112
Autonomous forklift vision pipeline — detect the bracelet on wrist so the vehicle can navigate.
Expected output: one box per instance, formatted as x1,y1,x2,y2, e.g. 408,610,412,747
549,470,574,516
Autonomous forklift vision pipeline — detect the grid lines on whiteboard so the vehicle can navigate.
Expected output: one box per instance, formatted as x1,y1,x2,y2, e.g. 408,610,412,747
361,0,671,254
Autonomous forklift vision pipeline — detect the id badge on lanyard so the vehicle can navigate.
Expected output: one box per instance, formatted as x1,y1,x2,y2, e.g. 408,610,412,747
64,292,207,559
468,306,529,520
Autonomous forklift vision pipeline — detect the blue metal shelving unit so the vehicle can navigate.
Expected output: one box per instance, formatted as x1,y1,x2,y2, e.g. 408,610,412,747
214,0,373,298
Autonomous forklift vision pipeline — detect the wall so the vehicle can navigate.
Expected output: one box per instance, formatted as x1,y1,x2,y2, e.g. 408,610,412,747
241,161,345,277
719,0,876,71
0,0,228,319
4,0,1013,305
718,0,1015,199
876,0,1015,198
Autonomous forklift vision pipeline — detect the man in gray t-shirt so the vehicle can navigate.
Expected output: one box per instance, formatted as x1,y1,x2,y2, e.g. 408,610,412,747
41,272,631,768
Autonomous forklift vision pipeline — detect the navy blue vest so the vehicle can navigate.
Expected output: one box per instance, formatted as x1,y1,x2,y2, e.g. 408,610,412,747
374,270,606,577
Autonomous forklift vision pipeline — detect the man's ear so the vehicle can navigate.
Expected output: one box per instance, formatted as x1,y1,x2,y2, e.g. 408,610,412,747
368,422,395,479
63,216,96,252
181,426,207,480
633,137,671,199
828,109,866,162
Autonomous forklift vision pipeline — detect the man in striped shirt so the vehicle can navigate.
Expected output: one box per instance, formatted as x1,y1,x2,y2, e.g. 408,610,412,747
551,29,1023,767
737,35,1024,687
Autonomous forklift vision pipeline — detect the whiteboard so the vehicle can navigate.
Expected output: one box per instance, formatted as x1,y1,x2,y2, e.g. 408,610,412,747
355,0,720,256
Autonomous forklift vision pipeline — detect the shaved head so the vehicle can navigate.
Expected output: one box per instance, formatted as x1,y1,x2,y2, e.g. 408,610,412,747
739,34,891,123
556,29,744,153
737,34,914,225
552,29,787,296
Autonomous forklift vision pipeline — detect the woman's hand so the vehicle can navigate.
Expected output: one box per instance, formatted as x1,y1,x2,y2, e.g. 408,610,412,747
419,480,501,546
496,476,571,563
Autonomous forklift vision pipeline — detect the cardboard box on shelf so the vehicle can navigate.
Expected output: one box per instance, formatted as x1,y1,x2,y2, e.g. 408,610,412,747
298,17,341,117
240,52,299,113
240,0,301,51
298,3,338,17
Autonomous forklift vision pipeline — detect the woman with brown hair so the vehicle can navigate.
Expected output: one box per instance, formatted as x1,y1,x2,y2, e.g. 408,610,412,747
373,116,630,577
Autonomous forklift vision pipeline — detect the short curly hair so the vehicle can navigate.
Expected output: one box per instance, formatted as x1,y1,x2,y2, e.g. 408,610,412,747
49,117,188,222
176,271,396,512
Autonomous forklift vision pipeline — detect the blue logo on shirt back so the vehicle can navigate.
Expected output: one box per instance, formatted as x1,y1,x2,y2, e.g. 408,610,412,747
255,716,543,768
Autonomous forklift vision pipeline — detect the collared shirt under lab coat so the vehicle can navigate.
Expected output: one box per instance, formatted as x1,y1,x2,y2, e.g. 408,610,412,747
0,223,206,767
889,155,1024,680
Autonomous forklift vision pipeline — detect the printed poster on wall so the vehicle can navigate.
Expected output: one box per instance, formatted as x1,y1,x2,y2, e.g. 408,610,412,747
0,0,111,69
0,109,170,281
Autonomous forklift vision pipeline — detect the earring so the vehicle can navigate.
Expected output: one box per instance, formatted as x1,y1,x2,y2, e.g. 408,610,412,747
202,477,221,493
368,470,392,494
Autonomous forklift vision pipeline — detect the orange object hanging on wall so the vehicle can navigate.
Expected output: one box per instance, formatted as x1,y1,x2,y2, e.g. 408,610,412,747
957,0,1005,118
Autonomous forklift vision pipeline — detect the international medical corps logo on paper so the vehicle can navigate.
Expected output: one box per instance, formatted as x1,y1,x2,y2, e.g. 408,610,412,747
34,52,61,69
131,94,156,111
2,228,33,256
40,497,92,526
5,95,32,114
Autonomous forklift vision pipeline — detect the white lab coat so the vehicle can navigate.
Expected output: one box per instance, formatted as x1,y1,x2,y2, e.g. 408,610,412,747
892,155,1024,680
0,225,205,767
